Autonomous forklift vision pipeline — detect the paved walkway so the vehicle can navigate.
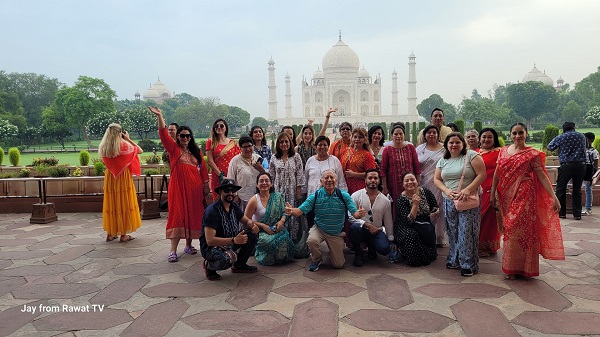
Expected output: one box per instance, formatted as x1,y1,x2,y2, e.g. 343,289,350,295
1,212,599,337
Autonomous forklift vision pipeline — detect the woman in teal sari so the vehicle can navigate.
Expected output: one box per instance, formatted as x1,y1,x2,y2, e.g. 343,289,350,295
244,172,296,265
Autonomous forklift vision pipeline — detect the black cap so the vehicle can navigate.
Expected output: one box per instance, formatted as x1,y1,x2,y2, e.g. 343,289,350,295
214,179,242,193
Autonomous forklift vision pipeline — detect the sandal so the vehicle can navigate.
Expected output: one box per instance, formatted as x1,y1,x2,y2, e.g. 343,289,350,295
168,252,178,263
183,246,198,255
504,274,516,280
106,235,117,242
119,235,135,242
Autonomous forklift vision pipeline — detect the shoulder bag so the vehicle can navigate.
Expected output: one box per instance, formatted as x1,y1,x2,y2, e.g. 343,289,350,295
453,154,479,211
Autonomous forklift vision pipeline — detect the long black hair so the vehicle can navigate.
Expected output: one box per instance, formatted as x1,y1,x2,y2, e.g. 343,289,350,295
479,128,501,148
368,125,385,146
176,125,203,165
249,125,267,146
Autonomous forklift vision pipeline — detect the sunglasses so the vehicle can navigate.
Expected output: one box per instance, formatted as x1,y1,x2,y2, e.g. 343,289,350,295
222,188,236,193
368,210,373,222
340,127,351,131
178,134,191,139
215,124,226,129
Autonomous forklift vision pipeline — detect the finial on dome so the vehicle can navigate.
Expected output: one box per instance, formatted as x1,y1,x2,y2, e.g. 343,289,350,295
339,30,342,41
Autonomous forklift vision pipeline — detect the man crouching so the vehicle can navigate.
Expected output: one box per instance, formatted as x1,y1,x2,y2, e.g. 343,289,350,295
200,179,259,280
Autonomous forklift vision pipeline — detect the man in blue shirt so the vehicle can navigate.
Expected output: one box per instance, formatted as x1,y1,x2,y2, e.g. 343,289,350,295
547,121,587,220
285,169,366,271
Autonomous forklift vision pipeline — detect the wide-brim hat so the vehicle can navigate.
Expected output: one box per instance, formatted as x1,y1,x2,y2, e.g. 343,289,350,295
215,179,242,193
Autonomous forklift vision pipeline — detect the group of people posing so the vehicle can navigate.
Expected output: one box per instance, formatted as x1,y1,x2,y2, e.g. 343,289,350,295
98,106,567,282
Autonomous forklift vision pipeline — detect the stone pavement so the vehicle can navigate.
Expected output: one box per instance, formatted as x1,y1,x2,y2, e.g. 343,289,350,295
1,212,599,337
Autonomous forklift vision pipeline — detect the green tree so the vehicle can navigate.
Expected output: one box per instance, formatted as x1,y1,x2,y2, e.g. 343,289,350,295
459,97,511,124
124,105,155,139
417,94,459,121
86,110,127,138
573,66,600,110
225,106,251,129
173,96,221,134
251,117,269,130
40,107,72,148
561,100,583,123
55,76,116,147
0,71,62,127
542,124,559,149
584,106,600,126
473,120,482,132
506,81,559,129
0,119,19,145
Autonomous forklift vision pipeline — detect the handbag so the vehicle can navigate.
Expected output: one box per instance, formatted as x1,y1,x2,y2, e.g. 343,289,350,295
453,154,479,211
413,221,436,247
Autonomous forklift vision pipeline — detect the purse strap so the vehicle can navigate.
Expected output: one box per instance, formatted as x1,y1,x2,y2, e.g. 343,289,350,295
457,154,469,192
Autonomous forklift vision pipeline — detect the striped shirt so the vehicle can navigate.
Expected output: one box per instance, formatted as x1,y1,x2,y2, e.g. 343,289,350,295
299,187,358,235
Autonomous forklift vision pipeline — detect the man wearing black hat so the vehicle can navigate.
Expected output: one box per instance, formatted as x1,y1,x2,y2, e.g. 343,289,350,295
200,179,260,280
548,121,588,220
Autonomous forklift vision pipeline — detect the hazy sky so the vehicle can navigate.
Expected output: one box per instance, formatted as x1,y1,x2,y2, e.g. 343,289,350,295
1,0,598,120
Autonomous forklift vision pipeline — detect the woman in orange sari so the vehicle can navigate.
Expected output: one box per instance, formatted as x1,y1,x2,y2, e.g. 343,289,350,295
206,119,240,201
150,107,210,263
491,123,564,279
476,128,501,256
99,123,142,242
341,128,377,194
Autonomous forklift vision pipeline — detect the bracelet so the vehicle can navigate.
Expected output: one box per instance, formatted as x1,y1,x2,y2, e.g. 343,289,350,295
231,237,235,245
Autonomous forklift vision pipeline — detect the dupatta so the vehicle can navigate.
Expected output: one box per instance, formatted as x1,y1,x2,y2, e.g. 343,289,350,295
102,141,141,178
261,192,286,226
496,147,564,260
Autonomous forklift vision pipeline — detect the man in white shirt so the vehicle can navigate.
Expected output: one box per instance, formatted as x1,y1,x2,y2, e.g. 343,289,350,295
348,169,394,267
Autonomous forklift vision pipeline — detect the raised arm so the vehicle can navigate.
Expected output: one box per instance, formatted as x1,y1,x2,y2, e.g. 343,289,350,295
148,106,166,130
318,107,336,137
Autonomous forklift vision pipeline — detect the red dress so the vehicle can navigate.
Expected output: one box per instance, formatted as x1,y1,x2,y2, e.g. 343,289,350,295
496,146,564,277
160,128,209,239
206,138,240,200
380,144,421,203
329,138,351,162
341,147,377,194
477,148,501,254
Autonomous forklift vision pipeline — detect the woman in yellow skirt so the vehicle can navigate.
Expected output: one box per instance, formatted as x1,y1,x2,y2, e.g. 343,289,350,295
99,123,143,242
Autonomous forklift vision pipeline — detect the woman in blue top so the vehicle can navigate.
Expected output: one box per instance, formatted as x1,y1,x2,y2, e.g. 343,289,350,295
434,132,486,276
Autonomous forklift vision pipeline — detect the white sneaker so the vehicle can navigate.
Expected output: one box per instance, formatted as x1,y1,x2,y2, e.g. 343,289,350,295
583,209,592,215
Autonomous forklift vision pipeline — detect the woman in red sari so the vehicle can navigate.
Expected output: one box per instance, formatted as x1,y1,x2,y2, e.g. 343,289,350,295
341,128,377,194
491,123,564,279
100,124,142,242
476,128,501,256
149,107,210,263
206,119,240,201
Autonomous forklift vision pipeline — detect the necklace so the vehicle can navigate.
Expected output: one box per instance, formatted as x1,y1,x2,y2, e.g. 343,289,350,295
242,156,253,166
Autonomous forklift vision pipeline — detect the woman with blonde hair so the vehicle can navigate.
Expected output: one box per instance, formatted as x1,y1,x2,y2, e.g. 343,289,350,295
99,123,143,242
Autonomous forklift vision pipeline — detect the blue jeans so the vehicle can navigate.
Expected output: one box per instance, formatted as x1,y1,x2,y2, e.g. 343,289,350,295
443,198,480,272
349,223,391,256
584,180,593,210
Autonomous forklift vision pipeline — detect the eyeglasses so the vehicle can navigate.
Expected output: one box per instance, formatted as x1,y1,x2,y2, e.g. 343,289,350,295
178,134,191,139
215,124,226,129
222,188,236,194
340,127,351,131
241,145,253,149
368,210,373,222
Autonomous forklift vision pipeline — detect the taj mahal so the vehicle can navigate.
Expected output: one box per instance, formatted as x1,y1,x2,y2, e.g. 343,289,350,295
267,34,421,127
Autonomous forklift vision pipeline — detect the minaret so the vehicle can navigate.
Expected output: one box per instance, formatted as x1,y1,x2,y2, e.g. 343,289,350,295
285,73,292,118
391,69,399,115
268,57,278,120
407,52,417,117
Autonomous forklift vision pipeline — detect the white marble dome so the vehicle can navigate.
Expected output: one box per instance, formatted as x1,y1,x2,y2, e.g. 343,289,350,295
522,66,553,86
358,67,370,78
143,86,159,100
322,40,360,74
313,68,325,79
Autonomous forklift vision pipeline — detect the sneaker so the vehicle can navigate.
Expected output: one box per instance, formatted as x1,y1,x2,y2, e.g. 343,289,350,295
353,254,364,267
367,247,377,260
584,209,593,215
446,263,460,269
231,264,258,273
461,268,474,277
203,260,221,280
308,258,322,272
